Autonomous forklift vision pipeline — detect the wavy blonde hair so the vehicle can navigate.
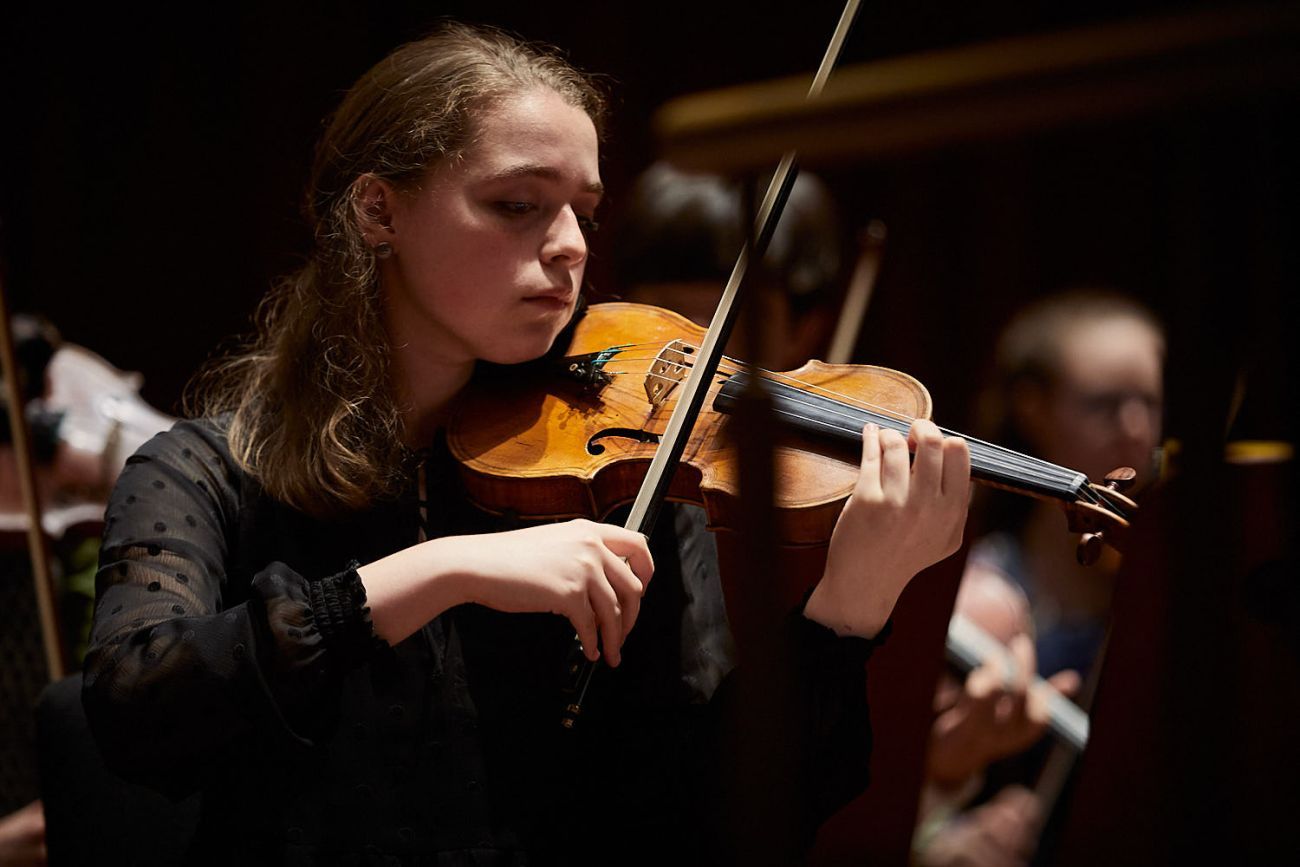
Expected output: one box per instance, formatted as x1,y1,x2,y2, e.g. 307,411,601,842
187,23,607,518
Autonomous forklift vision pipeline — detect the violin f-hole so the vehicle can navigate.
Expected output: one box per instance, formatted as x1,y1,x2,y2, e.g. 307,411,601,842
587,427,662,455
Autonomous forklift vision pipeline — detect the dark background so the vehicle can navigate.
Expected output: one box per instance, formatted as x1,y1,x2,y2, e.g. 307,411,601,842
2,1,1298,861
2,0,1295,448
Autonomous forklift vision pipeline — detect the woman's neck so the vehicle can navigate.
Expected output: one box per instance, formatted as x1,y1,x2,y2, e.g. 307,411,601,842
389,343,475,448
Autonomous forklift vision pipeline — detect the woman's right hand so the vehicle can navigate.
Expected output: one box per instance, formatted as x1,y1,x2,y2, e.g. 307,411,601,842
360,519,653,666
442,519,653,666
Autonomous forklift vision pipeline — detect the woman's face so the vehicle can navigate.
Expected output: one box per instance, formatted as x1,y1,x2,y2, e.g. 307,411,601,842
381,87,602,367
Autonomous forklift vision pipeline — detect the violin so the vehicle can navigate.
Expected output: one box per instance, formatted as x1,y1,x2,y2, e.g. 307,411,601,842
449,0,1133,730
448,302,1138,560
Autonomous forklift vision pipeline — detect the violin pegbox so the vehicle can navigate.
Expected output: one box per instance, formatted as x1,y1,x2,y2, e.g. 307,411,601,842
1069,466,1140,565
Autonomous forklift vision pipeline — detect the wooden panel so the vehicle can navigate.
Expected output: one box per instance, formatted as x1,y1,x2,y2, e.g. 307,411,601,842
656,3,1300,171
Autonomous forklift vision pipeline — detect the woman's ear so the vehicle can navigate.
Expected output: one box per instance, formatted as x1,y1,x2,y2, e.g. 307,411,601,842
352,174,397,250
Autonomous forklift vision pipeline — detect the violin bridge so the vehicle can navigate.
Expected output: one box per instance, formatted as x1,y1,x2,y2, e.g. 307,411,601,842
645,340,692,408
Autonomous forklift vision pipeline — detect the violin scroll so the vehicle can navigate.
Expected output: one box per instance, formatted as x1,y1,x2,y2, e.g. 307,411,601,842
1070,466,1140,565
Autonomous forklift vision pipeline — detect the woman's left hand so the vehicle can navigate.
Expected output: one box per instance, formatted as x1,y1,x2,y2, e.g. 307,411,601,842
804,418,971,637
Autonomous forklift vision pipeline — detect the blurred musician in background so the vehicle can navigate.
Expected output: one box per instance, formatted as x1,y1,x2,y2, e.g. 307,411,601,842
613,161,846,369
1,313,175,655
0,313,174,867
914,288,1166,867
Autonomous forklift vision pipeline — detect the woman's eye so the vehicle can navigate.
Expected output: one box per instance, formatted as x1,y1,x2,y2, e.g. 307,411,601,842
577,215,600,235
496,201,536,216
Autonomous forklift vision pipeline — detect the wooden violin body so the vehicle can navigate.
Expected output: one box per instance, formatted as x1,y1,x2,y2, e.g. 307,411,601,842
450,303,929,545
449,302,1134,552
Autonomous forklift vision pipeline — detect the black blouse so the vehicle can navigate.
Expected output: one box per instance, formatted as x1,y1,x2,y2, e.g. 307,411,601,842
83,419,882,865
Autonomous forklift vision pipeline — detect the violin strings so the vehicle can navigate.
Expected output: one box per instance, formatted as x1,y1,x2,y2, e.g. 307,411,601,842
585,345,1112,511
636,351,1079,484
627,361,1078,493
690,353,1079,478
596,345,1081,485
578,354,1106,510
597,347,1091,498
607,346,918,426
755,393,1079,493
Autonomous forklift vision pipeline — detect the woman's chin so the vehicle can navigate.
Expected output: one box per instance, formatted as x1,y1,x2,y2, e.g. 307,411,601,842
478,337,557,366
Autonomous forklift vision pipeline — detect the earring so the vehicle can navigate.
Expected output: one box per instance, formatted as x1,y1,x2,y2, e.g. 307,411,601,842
374,242,393,259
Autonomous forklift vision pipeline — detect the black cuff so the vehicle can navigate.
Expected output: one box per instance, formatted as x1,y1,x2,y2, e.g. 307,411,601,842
793,586,892,668
308,560,382,665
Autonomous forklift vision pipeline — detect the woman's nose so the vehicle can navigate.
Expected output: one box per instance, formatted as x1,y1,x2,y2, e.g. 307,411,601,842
541,207,587,266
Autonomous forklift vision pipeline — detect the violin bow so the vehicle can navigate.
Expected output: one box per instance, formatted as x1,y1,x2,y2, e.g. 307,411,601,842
0,262,67,681
562,0,864,728
825,219,887,365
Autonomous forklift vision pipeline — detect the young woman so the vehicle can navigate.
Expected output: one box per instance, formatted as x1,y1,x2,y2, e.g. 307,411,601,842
82,24,971,864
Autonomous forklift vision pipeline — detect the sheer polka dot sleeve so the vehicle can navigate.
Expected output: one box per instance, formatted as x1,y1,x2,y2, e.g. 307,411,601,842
81,421,380,797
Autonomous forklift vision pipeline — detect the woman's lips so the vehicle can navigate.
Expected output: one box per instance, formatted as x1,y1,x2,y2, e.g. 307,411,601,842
523,290,574,309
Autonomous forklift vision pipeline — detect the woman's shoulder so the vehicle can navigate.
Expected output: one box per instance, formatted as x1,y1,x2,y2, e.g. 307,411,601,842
132,415,234,463
121,415,247,503
105,416,247,554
